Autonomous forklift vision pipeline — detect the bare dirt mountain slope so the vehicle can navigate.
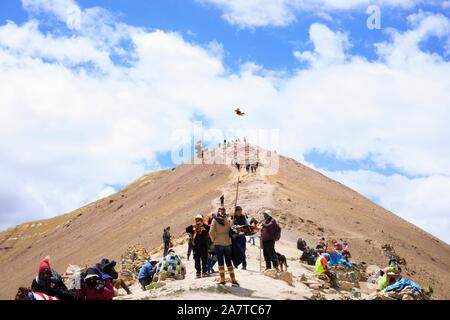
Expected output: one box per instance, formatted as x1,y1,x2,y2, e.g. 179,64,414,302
0,163,230,299
0,143,449,299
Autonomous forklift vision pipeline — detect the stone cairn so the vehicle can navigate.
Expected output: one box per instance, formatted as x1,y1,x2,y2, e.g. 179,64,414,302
120,244,151,285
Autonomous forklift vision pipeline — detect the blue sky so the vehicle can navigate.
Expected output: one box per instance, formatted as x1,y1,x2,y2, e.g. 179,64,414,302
0,0,449,242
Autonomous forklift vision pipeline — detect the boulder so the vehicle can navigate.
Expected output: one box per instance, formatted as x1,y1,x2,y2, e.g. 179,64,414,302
339,281,356,291
365,265,381,276
263,269,294,286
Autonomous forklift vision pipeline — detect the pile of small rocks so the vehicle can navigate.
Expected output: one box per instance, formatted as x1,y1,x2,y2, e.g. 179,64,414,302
120,244,151,283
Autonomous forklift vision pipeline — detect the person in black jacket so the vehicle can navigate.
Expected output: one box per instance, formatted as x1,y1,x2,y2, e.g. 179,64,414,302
186,215,210,278
31,256,75,300
232,206,249,270
163,227,171,256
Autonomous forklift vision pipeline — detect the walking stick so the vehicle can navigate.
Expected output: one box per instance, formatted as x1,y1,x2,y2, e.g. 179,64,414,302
259,234,262,273
234,176,241,208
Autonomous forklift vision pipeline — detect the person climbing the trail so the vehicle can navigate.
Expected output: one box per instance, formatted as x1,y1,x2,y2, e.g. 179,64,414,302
220,195,225,207
76,268,115,300
260,210,280,272
163,227,171,257
248,217,259,246
154,249,186,281
186,215,210,278
209,209,240,287
246,164,250,173
315,253,339,289
232,206,249,270
138,259,158,290
31,256,75,300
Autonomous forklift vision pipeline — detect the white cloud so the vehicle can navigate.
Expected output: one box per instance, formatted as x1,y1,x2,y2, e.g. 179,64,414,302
198,0,426,28
22,0,82,30
294,23,350,66
323,170,450,243
0,1,449,243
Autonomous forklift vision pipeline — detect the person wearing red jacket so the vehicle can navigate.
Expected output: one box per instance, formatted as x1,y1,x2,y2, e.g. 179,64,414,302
76,268,114,300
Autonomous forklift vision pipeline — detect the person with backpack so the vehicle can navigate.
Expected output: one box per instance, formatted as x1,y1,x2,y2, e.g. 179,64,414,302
260,210,280,271
209,209,240,287
186,215,210,278
162,227,171,257
231,206,249,270
31,256,75,300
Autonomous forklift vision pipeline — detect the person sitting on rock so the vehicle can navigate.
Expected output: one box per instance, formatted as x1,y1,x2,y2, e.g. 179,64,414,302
315,253,339,289
31,256,75,300
76,268,115,300
297,238,308,252
154,249,186,281
300,247,317,266
186,215,210,278
209,209,240,287
315,238,326,254
138,259,158,290
97,258,131,295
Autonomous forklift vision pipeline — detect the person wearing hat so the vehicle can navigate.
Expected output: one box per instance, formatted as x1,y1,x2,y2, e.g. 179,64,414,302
31,256,75,300
232,206,249,270
315,253,339,289
138,259,158,290
76,268,114,300
186,214,210,278
260,210,280,271
209,209,240,287
97,258,131,295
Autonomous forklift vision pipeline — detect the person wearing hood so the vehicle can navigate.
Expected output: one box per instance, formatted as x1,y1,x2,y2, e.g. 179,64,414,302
138,259,158,290
209,209,240,287
186,215,210,278
31,256,75,300
260,210,280,271
76,268,115,300
232,206,249,270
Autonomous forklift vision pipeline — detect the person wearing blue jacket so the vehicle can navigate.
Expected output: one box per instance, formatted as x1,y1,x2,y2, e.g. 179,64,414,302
138,259,158,290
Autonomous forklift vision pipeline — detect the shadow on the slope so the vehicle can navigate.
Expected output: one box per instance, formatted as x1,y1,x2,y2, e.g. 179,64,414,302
216,285,270,300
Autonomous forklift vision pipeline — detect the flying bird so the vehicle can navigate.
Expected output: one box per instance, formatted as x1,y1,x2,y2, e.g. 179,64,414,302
235,108,246,116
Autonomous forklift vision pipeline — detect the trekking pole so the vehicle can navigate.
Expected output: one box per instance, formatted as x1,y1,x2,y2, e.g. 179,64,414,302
234,176,241,208
259,233,262,273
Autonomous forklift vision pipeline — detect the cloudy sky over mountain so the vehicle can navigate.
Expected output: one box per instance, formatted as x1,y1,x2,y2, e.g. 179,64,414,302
0,0,449,242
